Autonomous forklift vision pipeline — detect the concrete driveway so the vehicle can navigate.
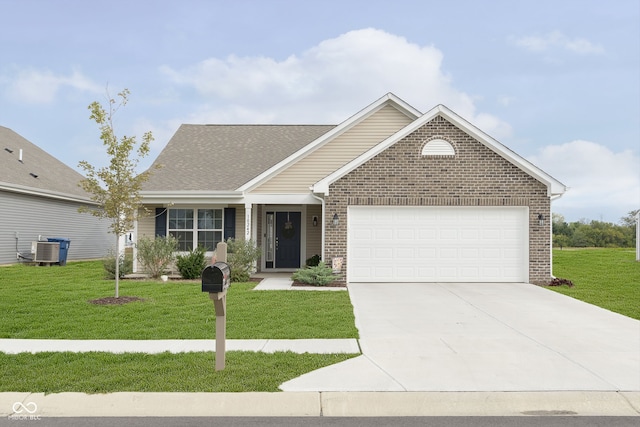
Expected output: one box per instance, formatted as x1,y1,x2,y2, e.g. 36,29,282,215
281,283,640,391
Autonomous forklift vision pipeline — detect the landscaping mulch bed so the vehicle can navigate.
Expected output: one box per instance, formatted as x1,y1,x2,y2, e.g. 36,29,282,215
89,296,146,305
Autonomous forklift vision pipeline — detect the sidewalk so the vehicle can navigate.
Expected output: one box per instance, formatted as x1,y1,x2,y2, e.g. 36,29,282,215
0,338,359,354
2,391,639,417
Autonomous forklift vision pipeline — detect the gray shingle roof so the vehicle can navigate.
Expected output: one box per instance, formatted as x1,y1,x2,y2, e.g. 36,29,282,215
0,126,91,200
142,124,336,192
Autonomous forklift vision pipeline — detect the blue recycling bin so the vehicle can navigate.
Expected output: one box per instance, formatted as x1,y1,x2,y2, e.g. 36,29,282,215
47,237,71,266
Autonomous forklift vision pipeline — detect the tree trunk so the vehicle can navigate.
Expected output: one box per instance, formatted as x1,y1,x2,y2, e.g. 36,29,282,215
114,234,120,298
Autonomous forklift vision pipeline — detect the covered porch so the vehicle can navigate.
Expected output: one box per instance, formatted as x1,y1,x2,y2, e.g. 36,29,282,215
136,192,328,274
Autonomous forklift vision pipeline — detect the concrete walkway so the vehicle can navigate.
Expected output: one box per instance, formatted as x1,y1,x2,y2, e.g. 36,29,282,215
253,276,347,291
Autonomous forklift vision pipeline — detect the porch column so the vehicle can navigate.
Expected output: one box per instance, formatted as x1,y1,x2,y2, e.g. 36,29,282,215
244,203,252,241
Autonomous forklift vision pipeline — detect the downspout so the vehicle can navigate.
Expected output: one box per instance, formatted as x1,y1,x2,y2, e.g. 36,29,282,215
310,192,326,262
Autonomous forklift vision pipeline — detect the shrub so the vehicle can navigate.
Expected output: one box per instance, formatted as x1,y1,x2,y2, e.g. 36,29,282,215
305,254,321,267
102,249,133,279
136,235,178,278
292,262,338,286
226,239,261,282
176,246,208,280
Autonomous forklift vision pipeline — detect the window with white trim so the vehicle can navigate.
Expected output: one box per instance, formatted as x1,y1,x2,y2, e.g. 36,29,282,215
168,208,223,251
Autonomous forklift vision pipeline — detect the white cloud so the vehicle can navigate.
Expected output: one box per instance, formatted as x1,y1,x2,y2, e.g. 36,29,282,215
5,68,102,104
160,28,511,138
497,96,515,107
528,140,640,221
510,31,605,55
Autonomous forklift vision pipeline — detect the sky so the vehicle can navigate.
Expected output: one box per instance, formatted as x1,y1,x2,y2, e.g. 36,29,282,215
1,0,638,223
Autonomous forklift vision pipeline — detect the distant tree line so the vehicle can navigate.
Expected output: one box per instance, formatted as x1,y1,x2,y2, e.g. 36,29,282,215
552,210,638,248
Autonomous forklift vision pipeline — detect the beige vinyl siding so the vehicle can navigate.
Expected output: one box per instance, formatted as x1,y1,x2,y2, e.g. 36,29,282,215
138,206,160,239
252,105,413,193
306,204,322,262
230,204,245,241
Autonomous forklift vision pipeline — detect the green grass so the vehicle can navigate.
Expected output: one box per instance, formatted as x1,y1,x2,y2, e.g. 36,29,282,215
0,261,359,393
0,261,358,339
0,351,356,393
550,248,640,320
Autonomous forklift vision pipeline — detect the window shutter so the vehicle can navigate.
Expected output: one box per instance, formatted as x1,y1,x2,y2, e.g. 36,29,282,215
224,208,236,240
155,208,167,237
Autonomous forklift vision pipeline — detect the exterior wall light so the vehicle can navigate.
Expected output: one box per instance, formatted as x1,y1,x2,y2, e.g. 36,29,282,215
312,216,318,227
332,213,339,226
538,214,545,226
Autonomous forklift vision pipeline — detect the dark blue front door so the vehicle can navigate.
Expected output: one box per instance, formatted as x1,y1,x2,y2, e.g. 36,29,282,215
275,212,301,268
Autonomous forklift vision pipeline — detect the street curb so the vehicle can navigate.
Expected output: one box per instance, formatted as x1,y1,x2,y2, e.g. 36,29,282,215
2,391,639,418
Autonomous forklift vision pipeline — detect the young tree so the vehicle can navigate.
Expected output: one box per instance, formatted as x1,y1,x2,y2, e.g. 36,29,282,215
620,209,640,228
78,89,155,298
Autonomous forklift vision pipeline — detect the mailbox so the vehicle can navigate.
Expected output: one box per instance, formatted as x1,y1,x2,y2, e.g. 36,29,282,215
202,262,231,293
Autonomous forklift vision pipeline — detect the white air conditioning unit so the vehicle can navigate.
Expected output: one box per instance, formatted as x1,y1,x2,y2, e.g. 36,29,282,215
32,241,60,263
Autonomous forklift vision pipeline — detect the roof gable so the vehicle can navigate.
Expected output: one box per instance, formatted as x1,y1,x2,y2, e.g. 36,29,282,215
0,126,93,202
313,105,567,197
238,93,421,192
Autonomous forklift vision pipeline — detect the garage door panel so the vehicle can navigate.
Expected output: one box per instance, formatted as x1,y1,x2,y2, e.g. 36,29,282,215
375,228,394,240
351,247,372,259
440,228,458,240
374,247,393,258
461,248,479,259
440,248,458,259
397,228,415,240
348,206,528,283
396,247,415,258
418,229,437,240
461,267,480,279
352,228,372,240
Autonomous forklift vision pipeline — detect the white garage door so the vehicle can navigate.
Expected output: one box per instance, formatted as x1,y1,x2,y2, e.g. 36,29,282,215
348,206,528,283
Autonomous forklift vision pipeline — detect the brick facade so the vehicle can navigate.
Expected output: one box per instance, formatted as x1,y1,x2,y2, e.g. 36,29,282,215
325,115,552,284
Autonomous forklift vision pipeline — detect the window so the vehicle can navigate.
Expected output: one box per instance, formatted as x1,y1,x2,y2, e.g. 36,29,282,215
168,208,222,251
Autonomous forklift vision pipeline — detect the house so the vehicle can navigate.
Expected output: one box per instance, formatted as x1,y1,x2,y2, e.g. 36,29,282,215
137,93,567,284
0,126,111,265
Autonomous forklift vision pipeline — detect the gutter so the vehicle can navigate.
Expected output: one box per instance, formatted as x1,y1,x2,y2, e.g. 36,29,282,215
140,190,244,204
0,182,98,205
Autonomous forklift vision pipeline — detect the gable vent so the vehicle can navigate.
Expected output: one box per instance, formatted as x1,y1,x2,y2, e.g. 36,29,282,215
422,139,455,156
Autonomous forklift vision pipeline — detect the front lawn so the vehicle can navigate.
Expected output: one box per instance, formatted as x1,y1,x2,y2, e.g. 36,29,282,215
0,351,355,393
0,261,359,393
0,261,358,339
550,248,640,320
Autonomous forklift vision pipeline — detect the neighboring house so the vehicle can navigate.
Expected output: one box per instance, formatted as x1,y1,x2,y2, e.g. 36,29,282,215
138,93,567,284
0,126,111,265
